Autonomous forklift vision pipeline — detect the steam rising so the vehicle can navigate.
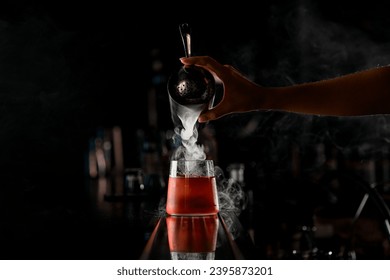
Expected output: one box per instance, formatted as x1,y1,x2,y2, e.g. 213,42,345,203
169,98,207,160
215,166,246,215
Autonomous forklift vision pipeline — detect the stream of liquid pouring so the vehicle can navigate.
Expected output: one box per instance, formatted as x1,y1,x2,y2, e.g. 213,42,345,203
170,98,206,160
178,106,201,140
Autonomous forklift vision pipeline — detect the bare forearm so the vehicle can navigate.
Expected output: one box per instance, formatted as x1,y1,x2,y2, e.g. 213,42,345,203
263,65,390,116
181,56,390,121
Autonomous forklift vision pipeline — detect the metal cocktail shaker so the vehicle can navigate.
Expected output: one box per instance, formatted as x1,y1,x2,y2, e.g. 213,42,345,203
167,23,216,110
167,23,216,137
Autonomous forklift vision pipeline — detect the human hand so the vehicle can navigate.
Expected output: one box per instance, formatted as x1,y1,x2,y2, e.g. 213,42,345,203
180,56,264,123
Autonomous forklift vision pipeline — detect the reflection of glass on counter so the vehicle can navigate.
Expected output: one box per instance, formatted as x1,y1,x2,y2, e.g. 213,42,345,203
166,215,219,260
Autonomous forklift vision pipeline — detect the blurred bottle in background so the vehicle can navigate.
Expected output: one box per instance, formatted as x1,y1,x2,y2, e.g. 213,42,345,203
136,47,173,196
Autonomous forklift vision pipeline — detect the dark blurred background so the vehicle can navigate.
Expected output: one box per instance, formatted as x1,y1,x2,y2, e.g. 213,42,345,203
1,0,390,259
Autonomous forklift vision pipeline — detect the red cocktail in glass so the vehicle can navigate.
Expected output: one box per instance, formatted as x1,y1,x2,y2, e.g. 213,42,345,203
166,160,219,216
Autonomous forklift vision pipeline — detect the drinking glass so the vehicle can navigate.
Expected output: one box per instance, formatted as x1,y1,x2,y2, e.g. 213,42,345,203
166,159,219,216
